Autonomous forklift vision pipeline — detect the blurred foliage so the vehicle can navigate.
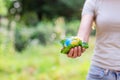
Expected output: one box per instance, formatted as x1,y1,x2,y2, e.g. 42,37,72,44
20,12,39,26
65,20,80,36
0,0,96,79
0,0,7,16
1,17,95,52
19,0,84,20
13,18,63,51
0,0,12,16
0,0,88,51
0,0,85,20
0,37,95,80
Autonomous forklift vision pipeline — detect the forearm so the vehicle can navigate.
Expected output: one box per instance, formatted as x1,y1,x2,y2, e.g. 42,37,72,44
77,15,94,42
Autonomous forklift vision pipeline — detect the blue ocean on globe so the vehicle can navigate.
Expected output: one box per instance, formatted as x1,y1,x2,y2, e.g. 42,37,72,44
64,38,72,47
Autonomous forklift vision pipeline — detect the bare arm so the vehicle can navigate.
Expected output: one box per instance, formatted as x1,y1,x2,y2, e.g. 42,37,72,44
67,15,94,58
77,15,94,42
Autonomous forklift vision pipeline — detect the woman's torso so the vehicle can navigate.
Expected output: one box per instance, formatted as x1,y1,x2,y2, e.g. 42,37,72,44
91,0,120,70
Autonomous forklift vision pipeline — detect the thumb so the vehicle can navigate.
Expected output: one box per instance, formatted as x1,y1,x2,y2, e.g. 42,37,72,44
82,48,86,53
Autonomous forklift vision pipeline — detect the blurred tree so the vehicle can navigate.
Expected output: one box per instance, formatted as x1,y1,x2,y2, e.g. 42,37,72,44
0,0,86,52
18,0,84,20
1,0,85,25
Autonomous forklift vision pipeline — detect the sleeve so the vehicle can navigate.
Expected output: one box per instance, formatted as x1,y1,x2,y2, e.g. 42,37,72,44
82,0,96,16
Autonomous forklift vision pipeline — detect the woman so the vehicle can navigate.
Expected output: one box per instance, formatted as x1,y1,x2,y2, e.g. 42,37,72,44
67,0,120,80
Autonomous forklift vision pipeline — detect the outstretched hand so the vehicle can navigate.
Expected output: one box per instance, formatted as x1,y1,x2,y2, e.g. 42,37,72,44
67,46,86,58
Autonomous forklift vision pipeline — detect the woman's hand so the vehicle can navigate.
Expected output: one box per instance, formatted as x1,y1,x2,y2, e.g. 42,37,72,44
67,46,86,58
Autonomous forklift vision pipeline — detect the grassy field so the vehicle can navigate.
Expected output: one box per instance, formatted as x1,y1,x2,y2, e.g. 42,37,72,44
0,36,95,80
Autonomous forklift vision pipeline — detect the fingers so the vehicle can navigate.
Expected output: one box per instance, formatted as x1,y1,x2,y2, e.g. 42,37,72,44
73,47,78,58
67,46,86,58
77,46,81,57
67,48,74,57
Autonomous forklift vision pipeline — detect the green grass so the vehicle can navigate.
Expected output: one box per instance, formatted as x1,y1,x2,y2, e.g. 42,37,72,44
0,36,95,80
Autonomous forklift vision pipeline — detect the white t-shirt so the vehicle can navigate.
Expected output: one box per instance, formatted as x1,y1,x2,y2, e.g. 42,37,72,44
82,0,120,70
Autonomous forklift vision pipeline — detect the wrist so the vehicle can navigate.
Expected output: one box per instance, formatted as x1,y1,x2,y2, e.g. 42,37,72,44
82,42,89,49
